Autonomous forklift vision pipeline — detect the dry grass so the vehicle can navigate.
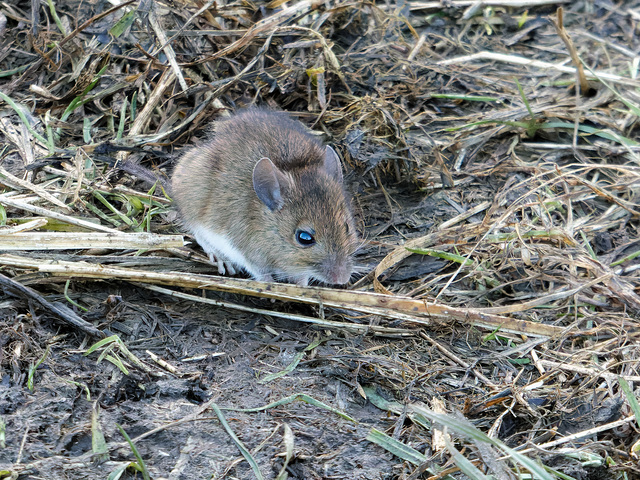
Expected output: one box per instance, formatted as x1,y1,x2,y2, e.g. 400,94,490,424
1,1,640,479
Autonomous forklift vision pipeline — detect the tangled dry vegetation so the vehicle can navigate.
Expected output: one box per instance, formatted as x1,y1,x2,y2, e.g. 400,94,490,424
1,0,640,479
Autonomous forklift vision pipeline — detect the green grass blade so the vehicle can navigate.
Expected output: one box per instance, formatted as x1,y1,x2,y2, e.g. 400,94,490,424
514,76,535,119
92,191,135,227
366,428,427,466
60,63,110,121
46,0,67,35
0,90,51,149
106,462,130,480
0,415,6,448
91,404,109,461
83,116,92,143
105,354,130,376
582,62,640,117
116,424,150,480
209,402,265,480
364,386,430,429
27,344,51,391
542,121,639,146
223,392,357,423
610,248,640,267
110,9,137,37
406,247,474,265
619,377,640,427
413,407,556,480
130,91,138,121
61,378,91,400
0,64,30,78
85,335,119,354
64,279,88,312
117,96,128,139
445,436,492,480
259,338,323,383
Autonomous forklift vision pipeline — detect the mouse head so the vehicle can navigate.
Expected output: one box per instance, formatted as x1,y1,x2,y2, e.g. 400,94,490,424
252,146,358,285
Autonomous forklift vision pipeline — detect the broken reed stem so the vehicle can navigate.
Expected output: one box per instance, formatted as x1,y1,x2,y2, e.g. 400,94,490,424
552,7,590,94
0,254,567,338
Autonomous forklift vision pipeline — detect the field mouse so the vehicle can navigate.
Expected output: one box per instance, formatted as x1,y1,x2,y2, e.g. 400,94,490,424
171,108,358,285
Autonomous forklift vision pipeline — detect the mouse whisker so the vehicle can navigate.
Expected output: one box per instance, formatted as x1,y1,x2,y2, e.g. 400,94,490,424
351,264,369,273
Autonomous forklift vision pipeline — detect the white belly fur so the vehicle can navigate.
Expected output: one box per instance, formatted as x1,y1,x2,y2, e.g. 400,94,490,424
191,225,260,277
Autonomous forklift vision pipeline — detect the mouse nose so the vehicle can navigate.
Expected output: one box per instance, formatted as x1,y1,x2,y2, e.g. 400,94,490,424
322,256,353,285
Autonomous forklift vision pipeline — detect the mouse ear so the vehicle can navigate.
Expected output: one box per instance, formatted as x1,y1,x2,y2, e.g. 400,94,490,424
323,146,343,183
253,157,285,211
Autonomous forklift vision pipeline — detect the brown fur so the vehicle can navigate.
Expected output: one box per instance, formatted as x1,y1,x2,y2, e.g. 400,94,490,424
171,108,358,284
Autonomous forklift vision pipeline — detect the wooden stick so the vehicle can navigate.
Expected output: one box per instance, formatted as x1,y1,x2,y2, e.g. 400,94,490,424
0,254,568,338
0,232,184,250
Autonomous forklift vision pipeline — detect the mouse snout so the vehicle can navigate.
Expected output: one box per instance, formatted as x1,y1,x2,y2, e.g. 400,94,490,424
321,254,353,285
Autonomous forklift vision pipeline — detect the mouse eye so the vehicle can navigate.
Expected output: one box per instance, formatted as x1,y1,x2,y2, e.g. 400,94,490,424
295,229,316,247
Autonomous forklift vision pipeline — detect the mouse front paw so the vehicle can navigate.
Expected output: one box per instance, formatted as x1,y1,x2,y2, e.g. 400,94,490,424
191,228,246,277
207,254,236,276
